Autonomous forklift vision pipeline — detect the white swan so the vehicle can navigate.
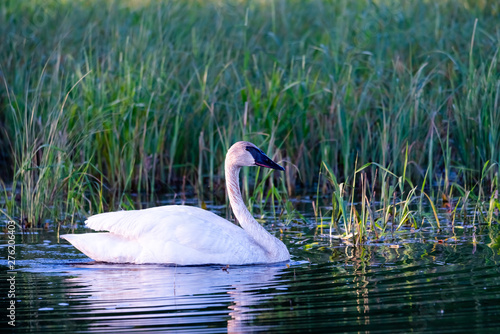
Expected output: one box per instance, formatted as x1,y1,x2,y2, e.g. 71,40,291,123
61,141,290,265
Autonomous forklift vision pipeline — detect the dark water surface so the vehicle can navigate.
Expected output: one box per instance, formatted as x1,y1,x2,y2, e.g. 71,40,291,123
2,205,500,333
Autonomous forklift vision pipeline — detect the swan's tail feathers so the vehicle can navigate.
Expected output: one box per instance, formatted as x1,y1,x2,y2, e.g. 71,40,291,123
60,233,142,263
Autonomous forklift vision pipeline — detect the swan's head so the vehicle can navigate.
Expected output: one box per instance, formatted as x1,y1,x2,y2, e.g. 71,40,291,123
226,141,285,171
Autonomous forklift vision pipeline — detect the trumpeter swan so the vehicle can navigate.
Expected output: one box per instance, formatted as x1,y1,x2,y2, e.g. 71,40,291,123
61,141,290,265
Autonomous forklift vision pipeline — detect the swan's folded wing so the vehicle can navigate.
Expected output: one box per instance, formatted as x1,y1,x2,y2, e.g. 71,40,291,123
83,205,260,256
84,205,225,238
77,205,264,264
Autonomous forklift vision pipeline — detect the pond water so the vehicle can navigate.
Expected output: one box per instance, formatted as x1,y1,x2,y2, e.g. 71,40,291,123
2,199,500,333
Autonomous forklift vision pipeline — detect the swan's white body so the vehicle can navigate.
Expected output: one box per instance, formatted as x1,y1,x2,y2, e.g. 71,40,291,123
61,141,290,265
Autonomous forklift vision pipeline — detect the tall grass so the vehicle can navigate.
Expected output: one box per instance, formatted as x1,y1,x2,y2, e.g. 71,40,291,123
319,159,499,245
0,0,499,223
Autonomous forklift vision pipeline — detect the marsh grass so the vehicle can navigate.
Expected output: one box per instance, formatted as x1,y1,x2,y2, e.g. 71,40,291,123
317,157,500,245
0,68,103,228
0,0,499,227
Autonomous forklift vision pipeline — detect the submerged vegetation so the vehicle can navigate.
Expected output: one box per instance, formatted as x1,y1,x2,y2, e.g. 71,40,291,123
0,0,499,238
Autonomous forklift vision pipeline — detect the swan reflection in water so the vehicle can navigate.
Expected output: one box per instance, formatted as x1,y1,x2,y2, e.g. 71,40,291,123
62,262,289,332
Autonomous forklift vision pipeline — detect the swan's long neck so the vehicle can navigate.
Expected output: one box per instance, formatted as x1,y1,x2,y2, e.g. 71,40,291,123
225,161,283,259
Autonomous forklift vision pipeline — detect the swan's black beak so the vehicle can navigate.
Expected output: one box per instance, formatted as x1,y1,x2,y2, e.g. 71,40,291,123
246,146,285,171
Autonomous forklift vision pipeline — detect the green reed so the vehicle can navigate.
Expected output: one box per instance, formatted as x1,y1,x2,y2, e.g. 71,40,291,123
318,157,500,244
0,0,499,224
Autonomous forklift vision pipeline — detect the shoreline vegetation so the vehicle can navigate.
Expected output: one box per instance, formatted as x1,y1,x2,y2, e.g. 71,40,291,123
0,0,499,241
